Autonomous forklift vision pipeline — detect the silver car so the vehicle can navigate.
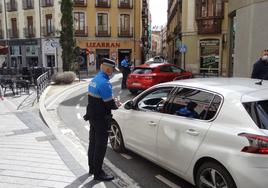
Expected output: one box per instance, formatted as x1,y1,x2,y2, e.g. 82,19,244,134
109,78,268,188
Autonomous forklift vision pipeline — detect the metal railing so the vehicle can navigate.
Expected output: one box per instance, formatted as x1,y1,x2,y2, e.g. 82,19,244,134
36,70,51,102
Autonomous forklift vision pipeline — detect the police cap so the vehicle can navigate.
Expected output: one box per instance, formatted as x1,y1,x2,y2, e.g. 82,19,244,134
102,58,116,68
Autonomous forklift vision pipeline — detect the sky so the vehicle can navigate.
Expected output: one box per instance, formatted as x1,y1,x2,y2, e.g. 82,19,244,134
149,0,168,30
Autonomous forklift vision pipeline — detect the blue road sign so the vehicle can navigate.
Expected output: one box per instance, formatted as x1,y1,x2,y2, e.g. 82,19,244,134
179,44,187,53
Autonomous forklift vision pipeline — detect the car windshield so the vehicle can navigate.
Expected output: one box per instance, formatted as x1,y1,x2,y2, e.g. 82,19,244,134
243,100,268,130
132,68,153,74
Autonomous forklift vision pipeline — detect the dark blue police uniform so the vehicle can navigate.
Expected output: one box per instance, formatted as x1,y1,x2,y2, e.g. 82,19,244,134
84,59,118,180
120,58,131,89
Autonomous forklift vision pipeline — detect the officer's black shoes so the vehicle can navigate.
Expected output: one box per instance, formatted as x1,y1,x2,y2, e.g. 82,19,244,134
88,170,93,176
94,172,114,181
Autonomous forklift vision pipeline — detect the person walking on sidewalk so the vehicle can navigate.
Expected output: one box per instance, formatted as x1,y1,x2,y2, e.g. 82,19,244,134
0,85,4,100
83,58,118,181
120,56,131,89
251,49,268,80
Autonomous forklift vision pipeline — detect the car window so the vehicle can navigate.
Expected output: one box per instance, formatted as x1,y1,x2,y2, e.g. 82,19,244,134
170,66,183,73
243,100,268,130
160,66,172,73
168,88,216,120
137,87,174,112
132,68,153,74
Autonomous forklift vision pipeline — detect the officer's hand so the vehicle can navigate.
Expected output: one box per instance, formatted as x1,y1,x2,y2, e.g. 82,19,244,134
83,114,89,121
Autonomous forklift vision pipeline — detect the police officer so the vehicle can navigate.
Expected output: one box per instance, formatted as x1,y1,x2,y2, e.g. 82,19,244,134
120,56,131,89
251,49,268,80
84,58,118,181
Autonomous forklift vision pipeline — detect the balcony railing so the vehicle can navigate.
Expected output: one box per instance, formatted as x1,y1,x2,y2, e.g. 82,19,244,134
41,0,54,7
7,1,17,12
118,0,133,9
73,0,87,7
8,28,19,38
23,0,34,9
24,27,36,38
96,26,111,37
75,26,88,37
0,29,3,39
95,0,110,8
118,27,133,37
196,17,222,34
42,26,55,37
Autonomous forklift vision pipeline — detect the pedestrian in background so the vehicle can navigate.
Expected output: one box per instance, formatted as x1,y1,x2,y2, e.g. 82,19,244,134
251,49,268,80
83,58,118,181
120,56,131,89
0,85,4,100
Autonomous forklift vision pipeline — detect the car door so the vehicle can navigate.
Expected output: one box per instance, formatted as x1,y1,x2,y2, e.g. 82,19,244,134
157,87,221,174
170,65,186,80
159,65,175,82
123,87,174,160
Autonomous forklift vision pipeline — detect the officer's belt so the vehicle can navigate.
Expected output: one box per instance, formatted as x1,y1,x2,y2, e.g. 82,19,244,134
88,93,101,99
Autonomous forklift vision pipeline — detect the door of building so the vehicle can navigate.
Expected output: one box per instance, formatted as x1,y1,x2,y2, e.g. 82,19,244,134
96,49,109,70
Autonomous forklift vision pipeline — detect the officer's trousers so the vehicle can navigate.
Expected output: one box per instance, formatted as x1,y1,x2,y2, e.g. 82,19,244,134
121,68,130,89
88,117,109,176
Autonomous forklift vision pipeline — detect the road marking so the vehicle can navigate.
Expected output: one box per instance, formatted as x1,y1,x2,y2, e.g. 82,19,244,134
79,96,85,101
155,175,181,188
76,104,80,109
77,113,82,120
120,153,132,160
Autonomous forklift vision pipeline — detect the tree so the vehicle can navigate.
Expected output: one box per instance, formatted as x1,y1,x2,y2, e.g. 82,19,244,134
60,0,75,71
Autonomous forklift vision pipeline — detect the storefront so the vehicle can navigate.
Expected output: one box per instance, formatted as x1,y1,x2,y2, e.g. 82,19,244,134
77,40,139,72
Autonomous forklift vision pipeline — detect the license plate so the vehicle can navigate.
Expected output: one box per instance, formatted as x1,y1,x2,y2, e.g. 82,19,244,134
132,83,141,86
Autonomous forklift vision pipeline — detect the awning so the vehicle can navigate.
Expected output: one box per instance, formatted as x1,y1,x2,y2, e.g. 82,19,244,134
0,45,8,55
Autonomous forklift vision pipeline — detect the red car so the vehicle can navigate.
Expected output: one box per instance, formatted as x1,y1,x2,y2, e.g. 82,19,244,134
127,63,193,94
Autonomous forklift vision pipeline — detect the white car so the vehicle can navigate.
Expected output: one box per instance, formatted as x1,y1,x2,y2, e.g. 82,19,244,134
109,78,268,188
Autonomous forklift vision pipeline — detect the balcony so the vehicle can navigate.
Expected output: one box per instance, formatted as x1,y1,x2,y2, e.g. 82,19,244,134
7,1,17,12
75,26,88,37
8,28,19,38
96,26,111,37
24,27,36,38
118,27,133,38
73,0,87,7
196,17,222,34
0,29,3,39
23,0,34,9
95,0,110,8
41,0,54,7
118,0,133,9
42,26,55,37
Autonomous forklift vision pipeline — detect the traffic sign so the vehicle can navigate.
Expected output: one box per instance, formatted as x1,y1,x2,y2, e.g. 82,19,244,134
179,44,187,53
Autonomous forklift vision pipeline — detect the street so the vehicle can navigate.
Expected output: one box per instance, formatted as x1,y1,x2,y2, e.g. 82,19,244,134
57,77,194,188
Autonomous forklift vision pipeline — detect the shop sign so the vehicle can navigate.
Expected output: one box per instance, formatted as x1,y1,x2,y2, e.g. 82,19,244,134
200,39,220,71
86,42,120,48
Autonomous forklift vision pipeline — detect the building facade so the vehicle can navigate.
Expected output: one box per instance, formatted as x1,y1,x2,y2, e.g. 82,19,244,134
0,0,62,71
73,0,150,72
167,0,229,76
228,0,268,77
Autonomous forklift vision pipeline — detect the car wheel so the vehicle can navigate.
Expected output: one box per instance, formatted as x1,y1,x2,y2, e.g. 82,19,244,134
109,121,125,152
196,162,236,188
129,89,138,94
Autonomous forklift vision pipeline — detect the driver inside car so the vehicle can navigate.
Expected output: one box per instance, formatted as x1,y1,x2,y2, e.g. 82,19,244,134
176,101,199,119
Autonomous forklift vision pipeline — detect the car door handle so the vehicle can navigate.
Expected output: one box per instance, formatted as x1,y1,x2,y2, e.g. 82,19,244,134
148,121,157,127
186,129,200,136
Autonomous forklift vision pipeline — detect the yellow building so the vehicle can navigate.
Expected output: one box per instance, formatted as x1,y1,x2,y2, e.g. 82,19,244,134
73,0,149,72
167,0,229,76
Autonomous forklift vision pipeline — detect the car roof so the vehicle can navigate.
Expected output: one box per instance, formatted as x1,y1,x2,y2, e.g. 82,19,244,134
135,63,175,69
159,77,268,100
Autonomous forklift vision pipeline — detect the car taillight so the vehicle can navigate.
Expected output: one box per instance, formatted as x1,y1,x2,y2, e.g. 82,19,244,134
238,133,268,154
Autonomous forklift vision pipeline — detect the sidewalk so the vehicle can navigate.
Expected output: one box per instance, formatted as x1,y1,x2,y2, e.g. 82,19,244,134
0,77,120,187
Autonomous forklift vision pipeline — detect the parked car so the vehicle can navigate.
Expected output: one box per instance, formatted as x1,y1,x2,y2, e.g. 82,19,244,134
109,78,268,188
145,56,167,64
126,63,192,94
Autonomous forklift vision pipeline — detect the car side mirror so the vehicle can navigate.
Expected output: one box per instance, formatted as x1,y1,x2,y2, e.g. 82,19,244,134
124,100,134,110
